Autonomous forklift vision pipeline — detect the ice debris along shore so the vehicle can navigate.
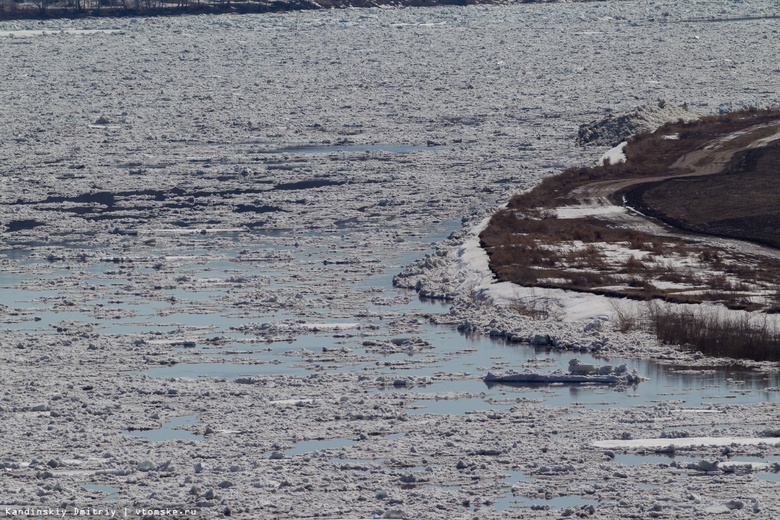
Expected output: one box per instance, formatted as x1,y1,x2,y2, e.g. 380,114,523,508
576,102,700,147
3,2,780,518
485,359,646,385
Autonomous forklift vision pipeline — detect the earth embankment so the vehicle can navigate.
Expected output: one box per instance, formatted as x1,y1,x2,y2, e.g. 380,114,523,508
623,141,780,249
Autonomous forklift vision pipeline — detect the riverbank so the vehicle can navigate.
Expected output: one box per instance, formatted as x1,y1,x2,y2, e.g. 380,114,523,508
0,0,568,23
479,109,780,318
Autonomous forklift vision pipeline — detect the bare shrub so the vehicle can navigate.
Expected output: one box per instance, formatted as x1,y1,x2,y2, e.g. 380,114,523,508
626,276,650,289
699,249,721,265
623,255,646,273
503,266,539,286
510,290,557,321
610,300,639,332
568,270,609,288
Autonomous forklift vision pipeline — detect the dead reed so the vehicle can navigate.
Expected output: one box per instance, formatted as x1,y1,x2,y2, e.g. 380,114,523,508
640,302,780,362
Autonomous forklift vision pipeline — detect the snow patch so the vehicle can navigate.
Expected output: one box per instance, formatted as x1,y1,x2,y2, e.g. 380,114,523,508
599,141,627,166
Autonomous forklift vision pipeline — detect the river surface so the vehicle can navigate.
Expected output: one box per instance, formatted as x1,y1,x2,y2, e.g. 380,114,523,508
4,219,780,415
2,3,780,516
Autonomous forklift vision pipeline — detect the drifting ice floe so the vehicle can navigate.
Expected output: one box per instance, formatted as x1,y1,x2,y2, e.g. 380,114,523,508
485,359,646,385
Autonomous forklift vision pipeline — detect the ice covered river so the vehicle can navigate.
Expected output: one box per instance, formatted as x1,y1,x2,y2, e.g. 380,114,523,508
4,227,780,414
2,1,780,517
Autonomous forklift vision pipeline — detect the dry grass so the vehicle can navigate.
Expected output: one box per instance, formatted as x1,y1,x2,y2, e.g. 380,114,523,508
617,301,780,362
480,206,780,308
509,290,559,321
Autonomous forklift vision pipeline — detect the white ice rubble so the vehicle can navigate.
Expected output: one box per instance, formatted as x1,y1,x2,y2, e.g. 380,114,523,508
485,359,646,385
577,102,700,148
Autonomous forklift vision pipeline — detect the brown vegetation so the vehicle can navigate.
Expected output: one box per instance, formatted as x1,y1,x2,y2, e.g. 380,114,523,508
616,302,780,362
481,108,780,360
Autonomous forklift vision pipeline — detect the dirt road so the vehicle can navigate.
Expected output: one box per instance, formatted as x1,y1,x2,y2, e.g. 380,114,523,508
570,122,780,209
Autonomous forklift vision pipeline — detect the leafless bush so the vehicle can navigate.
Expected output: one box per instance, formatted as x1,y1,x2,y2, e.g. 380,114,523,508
610,300,640,333
622,255,646,273
510,290,558,321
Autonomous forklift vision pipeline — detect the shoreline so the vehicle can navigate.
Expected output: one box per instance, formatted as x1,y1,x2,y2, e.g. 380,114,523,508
3,0,779,24
479,111,780,322
0,0,563,23
395,211,780,374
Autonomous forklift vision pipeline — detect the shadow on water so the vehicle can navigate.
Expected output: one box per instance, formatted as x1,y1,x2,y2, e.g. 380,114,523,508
123,413,203,442
258,143,436,155
490,493,600,513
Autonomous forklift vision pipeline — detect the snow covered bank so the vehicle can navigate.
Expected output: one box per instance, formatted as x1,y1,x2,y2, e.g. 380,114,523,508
395,215,655,355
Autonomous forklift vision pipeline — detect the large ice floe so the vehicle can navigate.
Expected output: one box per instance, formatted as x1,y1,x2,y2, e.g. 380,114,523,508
485,359,646,385
2,1,780,518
